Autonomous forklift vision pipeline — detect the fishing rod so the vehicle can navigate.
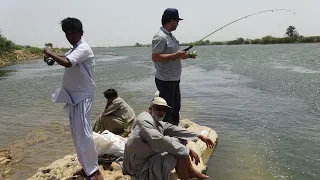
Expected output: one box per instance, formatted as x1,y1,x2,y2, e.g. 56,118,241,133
184,9,296,56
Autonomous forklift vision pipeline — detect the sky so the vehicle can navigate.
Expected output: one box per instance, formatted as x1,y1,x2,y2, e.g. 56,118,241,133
0,0,319,48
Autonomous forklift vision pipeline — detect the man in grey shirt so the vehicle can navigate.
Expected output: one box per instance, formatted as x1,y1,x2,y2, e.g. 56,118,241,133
152,8,195,125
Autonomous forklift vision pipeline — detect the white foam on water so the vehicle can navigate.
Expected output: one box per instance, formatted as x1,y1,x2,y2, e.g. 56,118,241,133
95,55,127,62
271,62,320,74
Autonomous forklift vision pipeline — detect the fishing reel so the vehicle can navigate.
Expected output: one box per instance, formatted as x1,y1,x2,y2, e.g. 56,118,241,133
188,50,197,58
43,45,56,66
44,56,55,66
183,46,197,58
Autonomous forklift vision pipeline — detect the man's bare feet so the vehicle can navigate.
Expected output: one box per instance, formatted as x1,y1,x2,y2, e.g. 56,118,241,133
89,169,104,180
188,170,209,179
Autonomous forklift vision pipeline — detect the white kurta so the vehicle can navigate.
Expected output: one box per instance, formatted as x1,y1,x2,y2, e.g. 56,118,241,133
51,39,98,176
123,111,200,180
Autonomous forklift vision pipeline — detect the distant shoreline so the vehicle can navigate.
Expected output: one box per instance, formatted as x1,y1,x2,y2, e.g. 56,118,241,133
0,49,65,68
1,42,319,68
114,35,320,48
1,34,319,68
0,33,68,68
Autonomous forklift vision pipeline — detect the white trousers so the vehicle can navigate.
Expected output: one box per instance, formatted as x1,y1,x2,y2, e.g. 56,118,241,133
65,98,98,176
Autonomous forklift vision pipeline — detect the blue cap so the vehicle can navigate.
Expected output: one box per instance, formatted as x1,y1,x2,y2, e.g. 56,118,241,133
162,8,183,20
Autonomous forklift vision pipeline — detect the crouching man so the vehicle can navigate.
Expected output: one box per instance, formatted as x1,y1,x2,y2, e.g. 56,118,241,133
93,89,135,137
123,97,214,180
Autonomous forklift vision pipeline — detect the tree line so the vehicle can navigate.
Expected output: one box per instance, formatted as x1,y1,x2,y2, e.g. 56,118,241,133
0,32,68,67
133,26,320,47
0,33,44,56
181,26,320,46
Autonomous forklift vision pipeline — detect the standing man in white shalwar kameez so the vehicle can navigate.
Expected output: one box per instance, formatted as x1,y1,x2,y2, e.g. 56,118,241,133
123,97,215,180
43,17,104,180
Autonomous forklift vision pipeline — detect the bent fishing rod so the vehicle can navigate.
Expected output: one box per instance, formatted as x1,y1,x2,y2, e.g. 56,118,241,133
184,9,296,53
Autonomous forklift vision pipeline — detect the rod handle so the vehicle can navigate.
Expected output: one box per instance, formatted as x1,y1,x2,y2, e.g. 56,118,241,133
183,45,193,51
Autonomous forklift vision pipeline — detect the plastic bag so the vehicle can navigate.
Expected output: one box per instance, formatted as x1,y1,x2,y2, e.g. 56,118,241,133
100,130,127,157
92,132,111,156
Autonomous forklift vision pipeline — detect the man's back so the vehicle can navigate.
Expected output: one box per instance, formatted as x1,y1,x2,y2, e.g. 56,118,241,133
107,97,135,122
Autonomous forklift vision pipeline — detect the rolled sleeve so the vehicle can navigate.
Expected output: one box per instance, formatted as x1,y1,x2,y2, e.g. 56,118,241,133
66,44,91,67
152,36,166,53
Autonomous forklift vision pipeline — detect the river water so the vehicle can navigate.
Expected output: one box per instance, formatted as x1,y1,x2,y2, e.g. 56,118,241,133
0,44,319,179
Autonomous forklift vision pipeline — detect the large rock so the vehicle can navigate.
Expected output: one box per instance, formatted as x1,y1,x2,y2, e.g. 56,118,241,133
28,119,218,180
0,149,13,178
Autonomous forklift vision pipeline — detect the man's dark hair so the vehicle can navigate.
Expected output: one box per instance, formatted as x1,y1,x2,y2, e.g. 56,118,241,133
61,17,83,33
103,89,118,100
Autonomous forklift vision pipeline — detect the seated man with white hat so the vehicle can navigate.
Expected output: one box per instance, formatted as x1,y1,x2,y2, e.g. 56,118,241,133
123,97,215,180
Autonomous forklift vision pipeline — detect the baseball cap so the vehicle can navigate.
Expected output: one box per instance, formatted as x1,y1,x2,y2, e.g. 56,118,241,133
162,8,183,20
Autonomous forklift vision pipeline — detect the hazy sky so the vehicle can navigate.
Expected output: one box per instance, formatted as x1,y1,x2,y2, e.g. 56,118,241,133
1,0,319,47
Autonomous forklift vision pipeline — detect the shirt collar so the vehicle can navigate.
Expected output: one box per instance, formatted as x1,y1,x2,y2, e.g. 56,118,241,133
73,38,83,48
112,97,121,103
160,27,172,35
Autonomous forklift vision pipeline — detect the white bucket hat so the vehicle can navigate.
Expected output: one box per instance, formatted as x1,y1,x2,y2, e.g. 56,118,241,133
150,97,171,108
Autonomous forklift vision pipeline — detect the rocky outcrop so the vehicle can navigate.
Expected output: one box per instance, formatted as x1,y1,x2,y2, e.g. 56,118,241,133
0,50,41,67
28,119,218,180
0,48,65,67
0,150,13,178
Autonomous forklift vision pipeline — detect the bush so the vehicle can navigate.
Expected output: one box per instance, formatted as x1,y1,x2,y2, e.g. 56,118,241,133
211,41,224,45
24,47,42,54
0,34,16,54
300,36,320,43
14,45,23,50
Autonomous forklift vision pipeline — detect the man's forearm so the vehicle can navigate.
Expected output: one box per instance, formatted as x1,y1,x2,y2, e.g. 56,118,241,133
152,52,180,62
49,53,72,67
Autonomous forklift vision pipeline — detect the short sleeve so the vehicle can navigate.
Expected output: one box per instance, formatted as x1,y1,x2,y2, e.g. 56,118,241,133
66,44,92,67
152,35,167,53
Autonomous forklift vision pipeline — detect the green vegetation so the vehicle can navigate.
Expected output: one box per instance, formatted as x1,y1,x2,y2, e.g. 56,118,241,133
45,42,53,48
0,34,43,56
133,26,320,47
179,35,320,46
0,33,66,67
181,26,320,46
1,25,319,66
135,43,142,47
108,43,151,48
285,25,299,37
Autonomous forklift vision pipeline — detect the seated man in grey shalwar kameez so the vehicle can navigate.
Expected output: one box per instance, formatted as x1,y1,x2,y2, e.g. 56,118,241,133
123,97,215,180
